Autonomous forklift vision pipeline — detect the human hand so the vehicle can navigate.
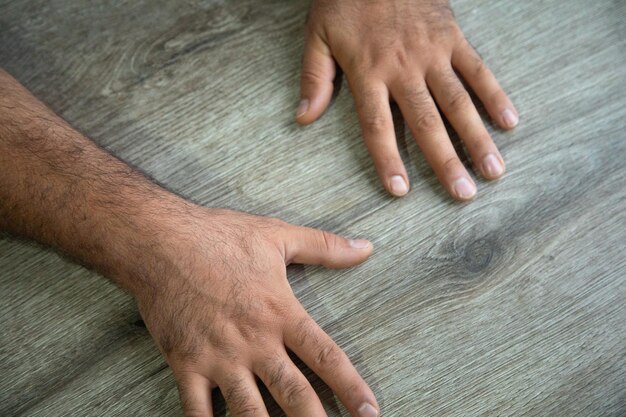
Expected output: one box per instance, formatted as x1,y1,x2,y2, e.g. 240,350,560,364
130,208,379,417
0,68,379,417
296,0,519,201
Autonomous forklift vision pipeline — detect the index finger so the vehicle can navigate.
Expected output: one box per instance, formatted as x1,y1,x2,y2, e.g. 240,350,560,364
284,311,380,417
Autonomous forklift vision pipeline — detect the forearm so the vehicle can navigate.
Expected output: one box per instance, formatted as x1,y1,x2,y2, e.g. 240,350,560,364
0,68,192,294
0,67,381,417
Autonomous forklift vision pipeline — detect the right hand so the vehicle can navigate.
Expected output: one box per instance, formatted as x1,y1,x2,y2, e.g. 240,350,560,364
129,207,380,417
297,0,519,201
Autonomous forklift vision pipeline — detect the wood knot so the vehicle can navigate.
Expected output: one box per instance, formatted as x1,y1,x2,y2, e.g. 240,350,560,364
463,237,495,272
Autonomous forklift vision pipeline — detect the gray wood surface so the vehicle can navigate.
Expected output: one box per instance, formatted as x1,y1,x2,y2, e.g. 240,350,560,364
1,0,625,416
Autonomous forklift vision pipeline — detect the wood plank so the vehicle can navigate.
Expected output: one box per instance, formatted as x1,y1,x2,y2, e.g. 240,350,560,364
1,0,624,415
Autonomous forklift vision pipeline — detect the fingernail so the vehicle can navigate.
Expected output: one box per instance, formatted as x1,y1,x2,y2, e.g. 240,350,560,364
358,403,379,417
482,153,504,178
502,108,518,128
453,177,476,200
389,175,409,196
349,239,371,249
296,99,309,118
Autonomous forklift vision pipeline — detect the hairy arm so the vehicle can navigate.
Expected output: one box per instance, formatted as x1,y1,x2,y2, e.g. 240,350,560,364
0,69,190,294
0,68,380,417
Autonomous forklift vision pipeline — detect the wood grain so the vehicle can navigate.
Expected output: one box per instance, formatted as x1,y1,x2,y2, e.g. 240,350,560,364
1,0,625,416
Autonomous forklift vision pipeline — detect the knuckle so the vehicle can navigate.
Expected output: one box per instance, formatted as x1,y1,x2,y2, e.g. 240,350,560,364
177,381,206,417
488,89,507,109
264,296,291,321
403,87,431,111
465,132,492,152
264,358,288,390
446,89,471,112
237,405,263,417
443,156,460,170
260,355,309,408
447,25,466,45
300,67,327,86
283,380,309,407
376,154,403,170
357,92,388,135
392,47,409,68
263,217,289,237
413,111,440,133
472,58,487,78
344,382,364,403
320,230,338,251
180,397,199,415
361,113,388,134
352,52,384,75
223,377,258,415
459,37,483,65
315,340,342,369
293,316,316,347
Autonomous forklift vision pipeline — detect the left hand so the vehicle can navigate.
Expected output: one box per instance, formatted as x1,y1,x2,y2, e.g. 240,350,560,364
296,0,519,201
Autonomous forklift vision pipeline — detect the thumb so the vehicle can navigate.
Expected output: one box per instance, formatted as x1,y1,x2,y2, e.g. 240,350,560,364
296,32,336,125
283,225,373,269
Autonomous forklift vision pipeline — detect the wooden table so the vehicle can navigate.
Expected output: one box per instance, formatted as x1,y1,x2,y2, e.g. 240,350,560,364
1,0,624,415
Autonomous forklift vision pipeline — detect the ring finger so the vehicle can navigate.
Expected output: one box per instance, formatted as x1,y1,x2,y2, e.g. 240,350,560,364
254,349,327,416
218,370,269,417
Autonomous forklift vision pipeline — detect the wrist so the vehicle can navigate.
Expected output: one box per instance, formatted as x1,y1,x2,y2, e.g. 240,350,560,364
94,190,204,297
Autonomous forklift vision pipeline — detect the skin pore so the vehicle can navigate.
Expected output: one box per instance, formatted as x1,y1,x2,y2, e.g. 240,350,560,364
1,1,519,416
